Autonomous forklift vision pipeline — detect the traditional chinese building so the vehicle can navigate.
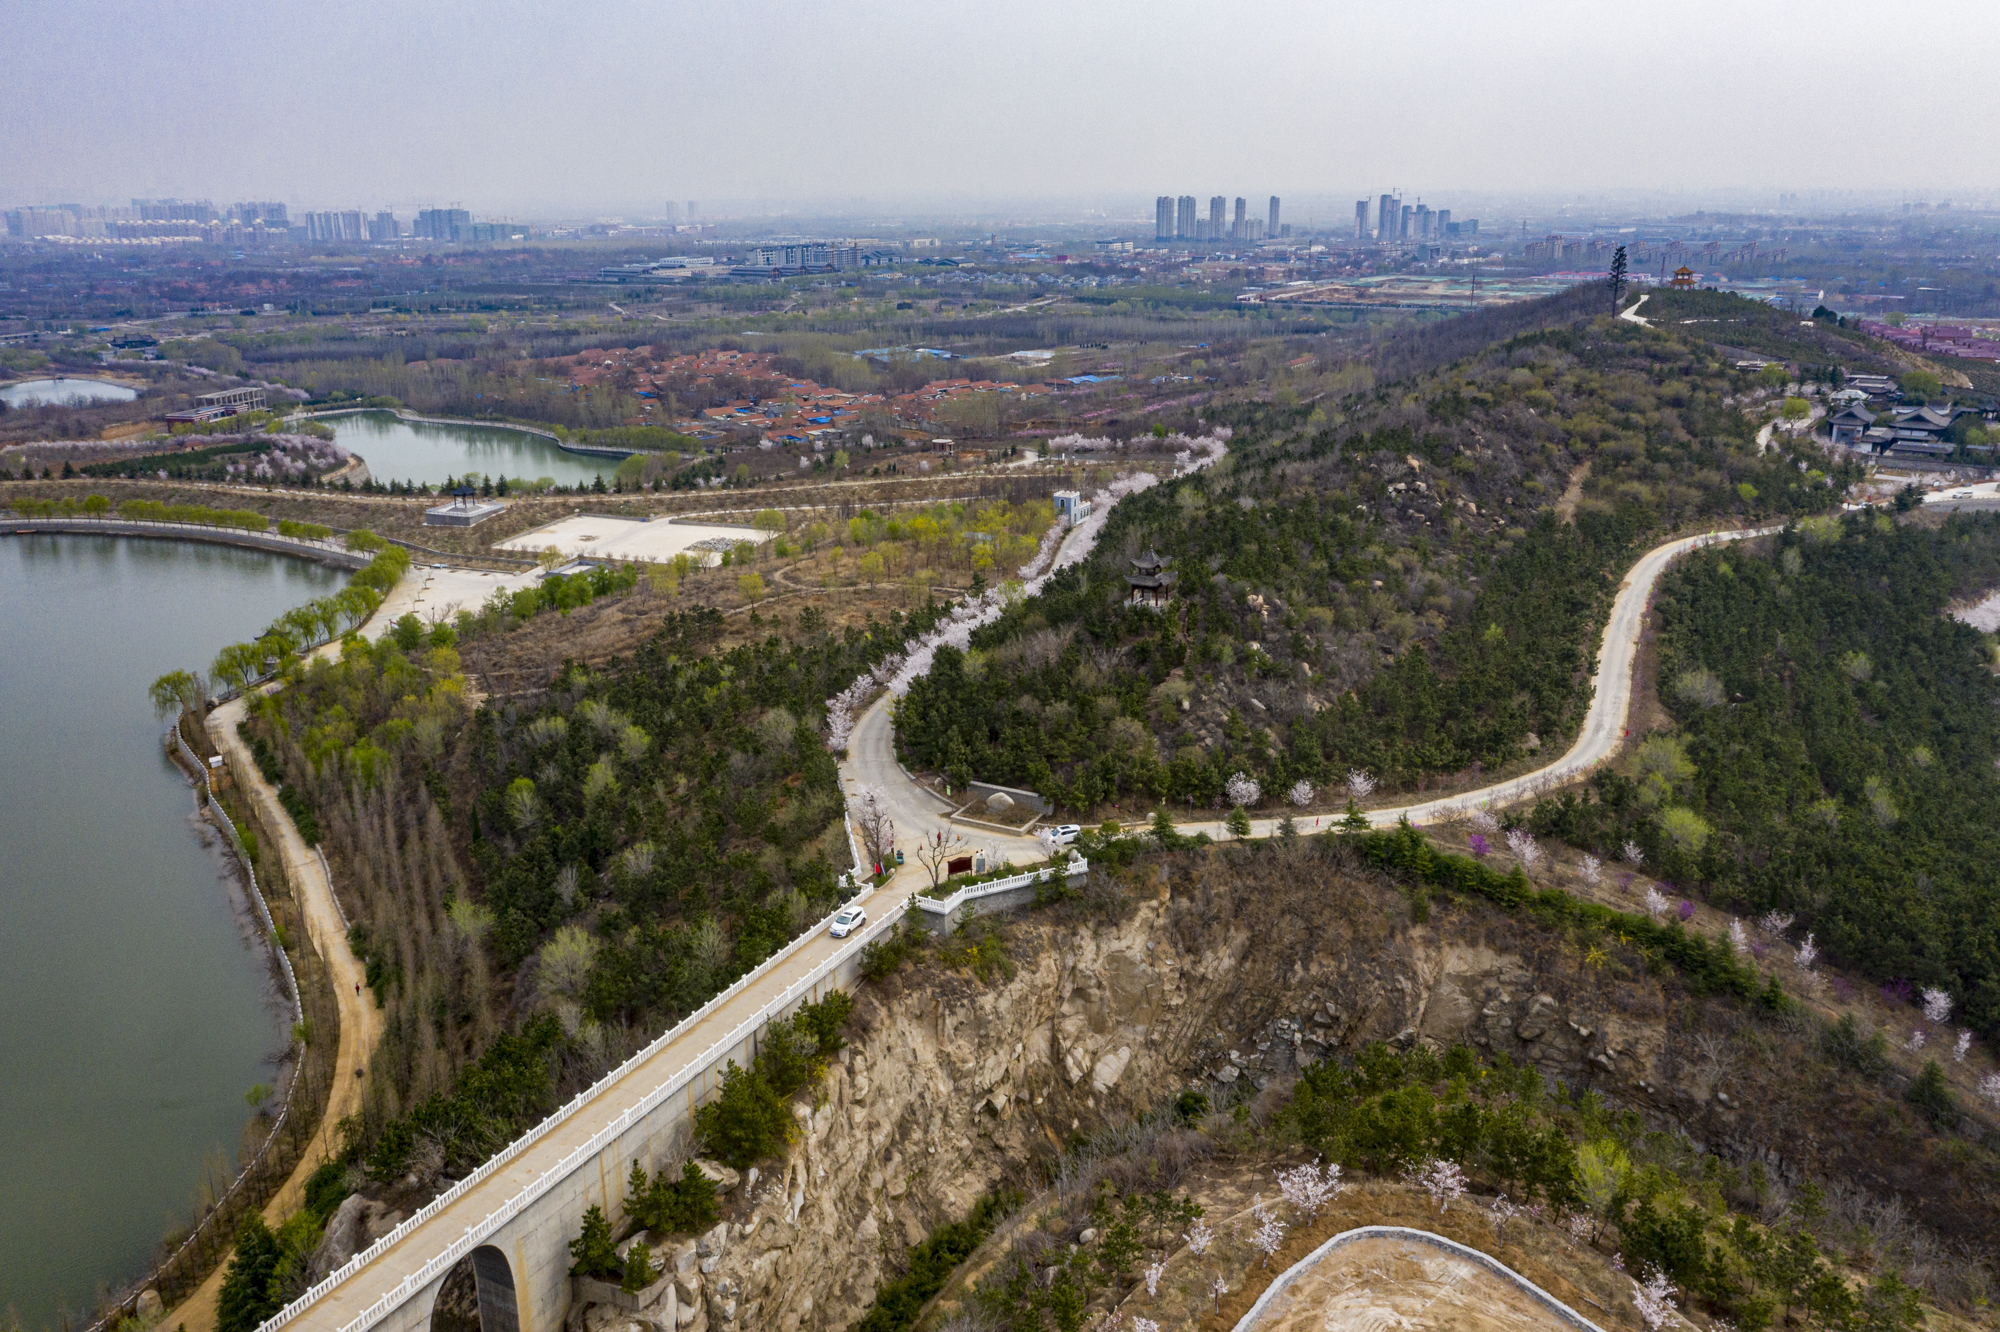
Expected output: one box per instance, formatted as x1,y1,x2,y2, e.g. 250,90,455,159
1125,549,1176,607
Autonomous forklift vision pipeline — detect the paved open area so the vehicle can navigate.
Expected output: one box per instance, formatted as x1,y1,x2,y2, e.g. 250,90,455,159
367,565,539,633
1239,1233,1599,1332
494,514,772,565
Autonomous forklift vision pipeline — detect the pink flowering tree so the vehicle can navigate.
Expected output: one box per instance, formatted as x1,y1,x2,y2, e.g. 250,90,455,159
1409,1157,1467,1212
1633,1267,1677,1330
1249,1197,1287,1268
1276,1157,1344,1221
1346,769,1377,800
1505,827,1543,876
1288,779,1315,807
1225,771,1262,808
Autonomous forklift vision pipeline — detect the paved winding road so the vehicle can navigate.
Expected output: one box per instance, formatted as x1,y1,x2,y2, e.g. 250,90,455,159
845,523,1781,852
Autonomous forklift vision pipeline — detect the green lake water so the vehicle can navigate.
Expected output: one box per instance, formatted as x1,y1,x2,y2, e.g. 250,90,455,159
324,410,619,489
0,534,346,1329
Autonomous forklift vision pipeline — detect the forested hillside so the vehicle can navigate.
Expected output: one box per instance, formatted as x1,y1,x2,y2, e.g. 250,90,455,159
1532,513,2000,1037
246,596,942,1182
897,313,1860,810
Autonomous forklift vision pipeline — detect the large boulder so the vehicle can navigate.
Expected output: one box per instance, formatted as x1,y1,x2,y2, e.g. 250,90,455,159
984,791,1014,813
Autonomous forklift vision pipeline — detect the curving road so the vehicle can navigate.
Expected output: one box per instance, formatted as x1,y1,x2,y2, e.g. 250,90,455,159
852,524,1783,849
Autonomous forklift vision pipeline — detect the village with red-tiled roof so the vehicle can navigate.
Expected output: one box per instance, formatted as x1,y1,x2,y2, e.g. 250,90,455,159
546,345,1064,445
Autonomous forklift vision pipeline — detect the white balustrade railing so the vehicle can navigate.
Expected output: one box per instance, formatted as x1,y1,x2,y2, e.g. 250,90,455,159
259,876,909,1332
911,859,1086,918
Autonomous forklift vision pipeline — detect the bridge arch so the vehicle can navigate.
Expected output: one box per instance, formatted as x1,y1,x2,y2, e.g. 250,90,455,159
431,1245,520,1332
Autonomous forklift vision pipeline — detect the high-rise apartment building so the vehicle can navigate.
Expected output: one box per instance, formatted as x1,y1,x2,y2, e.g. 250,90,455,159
416,208,472,241
1268,196,1280,238
1354,200,1370,239
685,201,698,220
1209,196,1225,241
1377,194,1397,242
1400,204,1413,240
1435,210,1451,238
1414,204,1432,240
1176,195,1196,239
1155,196,1173,241
369,212,400,241
1232,197,1246,240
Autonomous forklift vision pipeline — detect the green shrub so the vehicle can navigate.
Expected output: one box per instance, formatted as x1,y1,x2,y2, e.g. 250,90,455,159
795,990,854,1055
852,1190,1018,1332
215,1214,282,1332
1907,1060,1956,1127
694,1062,794,1170
1822,1014,1887,1078
568,1204,622,1278
630,1159,721,1236
619,1240,659,1293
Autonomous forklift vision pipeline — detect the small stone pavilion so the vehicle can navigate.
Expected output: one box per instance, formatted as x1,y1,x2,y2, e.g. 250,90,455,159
1125,548,1176,607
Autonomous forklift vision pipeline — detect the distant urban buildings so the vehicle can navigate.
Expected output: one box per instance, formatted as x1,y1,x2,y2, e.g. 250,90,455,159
1156,196,1173,241
1268,196,1280,238
415,208,472,241
1177,195,1196,239
1154,192,1285,243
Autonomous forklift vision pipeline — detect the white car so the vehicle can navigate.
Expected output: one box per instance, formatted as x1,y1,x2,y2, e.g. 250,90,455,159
829,906,867,938
1046,823,1082,847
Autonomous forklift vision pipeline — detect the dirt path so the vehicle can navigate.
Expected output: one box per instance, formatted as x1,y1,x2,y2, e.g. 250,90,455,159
160,697,387,1332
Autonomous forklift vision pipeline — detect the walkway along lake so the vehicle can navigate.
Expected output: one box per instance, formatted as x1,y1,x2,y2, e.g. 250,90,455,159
0,534,347,1330
321,410,621,489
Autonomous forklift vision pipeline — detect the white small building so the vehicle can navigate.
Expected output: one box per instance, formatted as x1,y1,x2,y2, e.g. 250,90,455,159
1053,490,1092,527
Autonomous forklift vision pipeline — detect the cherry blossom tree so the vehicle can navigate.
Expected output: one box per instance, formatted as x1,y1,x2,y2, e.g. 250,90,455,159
1036,827,1064,861
1954,1030,1972,1063
1410,1158,1467,1212
1225,771,1261,807
1183,1217,1213,1257
1488,1194,1524,1246
1276,1158,1344,1221
1130,1320,1159,1332
1505,827,1542,874
1759,910,1795,938
1633,1267,1678,1331
1346,769,1377,800
1729,920,1749,954
1288,779,1315,807
1580,854,1603,886
1209,1274,1228,1315
1904,1028,1927,1053
1980,1072,2000,1110
1468,806,1500,834
1143,1261,1166,1298
1644,887,1671,921
1922,987,1954,1026
1249,1197,1287,1268
1795,932,1819,971
1621,839,1645,865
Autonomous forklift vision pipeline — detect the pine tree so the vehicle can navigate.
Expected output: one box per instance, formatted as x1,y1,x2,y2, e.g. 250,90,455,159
1607,245,1629,311
568,1204,622,1278
216,1215,283,1332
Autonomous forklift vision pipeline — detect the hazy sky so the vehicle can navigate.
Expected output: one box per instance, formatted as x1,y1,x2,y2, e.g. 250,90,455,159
6,0,1997,217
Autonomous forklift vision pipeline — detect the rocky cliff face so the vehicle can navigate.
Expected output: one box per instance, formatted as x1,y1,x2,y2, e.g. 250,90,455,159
574,845,1984,1332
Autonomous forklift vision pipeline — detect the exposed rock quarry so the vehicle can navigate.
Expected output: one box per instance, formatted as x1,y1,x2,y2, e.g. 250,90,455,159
569,846,1987,1331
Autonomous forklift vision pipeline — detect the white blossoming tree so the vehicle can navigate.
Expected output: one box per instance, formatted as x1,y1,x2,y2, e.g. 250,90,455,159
1225,771,1261,808
1276,1158,1344,1221
1288,779,1315,807
1410,1157,1467,1212
1633,1267,1678,1331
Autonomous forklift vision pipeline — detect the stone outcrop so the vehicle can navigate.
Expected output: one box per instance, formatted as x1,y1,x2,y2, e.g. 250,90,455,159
564,851,1963,1331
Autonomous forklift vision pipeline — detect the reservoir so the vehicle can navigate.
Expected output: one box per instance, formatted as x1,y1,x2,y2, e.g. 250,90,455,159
0,377,142,408
0,534,346,1330
324,410,620,489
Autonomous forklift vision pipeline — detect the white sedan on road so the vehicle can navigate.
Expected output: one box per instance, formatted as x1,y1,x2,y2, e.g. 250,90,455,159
829,906,868,938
